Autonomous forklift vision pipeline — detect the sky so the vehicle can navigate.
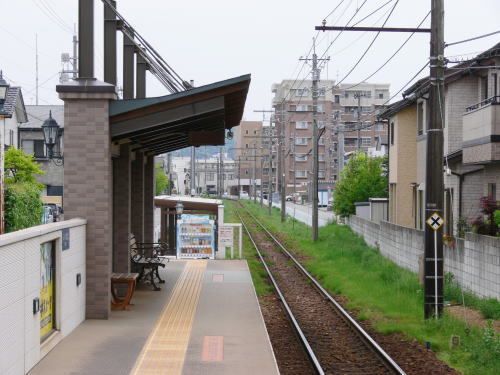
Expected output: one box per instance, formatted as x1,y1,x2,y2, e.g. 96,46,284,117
1,0,499,121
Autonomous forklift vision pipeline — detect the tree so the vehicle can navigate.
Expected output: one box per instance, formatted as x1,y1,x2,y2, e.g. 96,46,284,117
333,152,388,217
4,148,44,232
5,147,44,186
155,164,169,196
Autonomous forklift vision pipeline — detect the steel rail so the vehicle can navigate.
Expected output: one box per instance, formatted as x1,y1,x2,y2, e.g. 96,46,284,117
240,204,407,375
236,211,325,375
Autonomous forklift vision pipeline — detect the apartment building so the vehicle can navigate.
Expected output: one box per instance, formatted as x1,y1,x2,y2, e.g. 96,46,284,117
233,121,263,195
271,79,389,197
382,42,500,235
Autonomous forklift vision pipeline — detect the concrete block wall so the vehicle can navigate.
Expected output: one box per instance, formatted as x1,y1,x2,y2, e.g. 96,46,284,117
0,219,86,375
348,215,499,299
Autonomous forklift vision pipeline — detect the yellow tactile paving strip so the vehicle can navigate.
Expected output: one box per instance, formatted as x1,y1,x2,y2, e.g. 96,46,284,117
130,260,207,375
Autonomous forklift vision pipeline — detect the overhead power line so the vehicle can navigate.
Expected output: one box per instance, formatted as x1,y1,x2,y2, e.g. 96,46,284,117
31,0,73,34
445,30,500,47
340,10,431,91
336,0,401,85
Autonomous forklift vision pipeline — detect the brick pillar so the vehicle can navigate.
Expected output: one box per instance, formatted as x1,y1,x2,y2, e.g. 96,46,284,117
57,80,116,320
131,151,145,242
113,144,131,273
143,155,155,243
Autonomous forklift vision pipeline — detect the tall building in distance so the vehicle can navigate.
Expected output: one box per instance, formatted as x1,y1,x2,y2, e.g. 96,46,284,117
233,121,263,195
271,79,389,198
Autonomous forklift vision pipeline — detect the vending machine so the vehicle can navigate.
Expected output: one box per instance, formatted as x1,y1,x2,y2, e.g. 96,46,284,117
176,215,215,259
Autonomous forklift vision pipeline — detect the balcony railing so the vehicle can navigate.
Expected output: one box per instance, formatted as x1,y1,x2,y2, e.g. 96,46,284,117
465,96,500,112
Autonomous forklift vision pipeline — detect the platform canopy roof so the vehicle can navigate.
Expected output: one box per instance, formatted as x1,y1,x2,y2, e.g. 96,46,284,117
109,74,250,155
155,195,223,213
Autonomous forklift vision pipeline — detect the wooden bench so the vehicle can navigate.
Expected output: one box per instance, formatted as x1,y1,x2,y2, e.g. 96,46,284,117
111,273,139,310
130,235,166,291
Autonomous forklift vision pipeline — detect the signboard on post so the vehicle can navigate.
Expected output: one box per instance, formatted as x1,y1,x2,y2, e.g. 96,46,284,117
218,225,234,258
426,212,444,319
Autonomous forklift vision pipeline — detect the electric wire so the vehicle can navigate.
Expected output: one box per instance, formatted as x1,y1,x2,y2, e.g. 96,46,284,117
336,0,400,85
38,0,74,32
31,0,73,34
340,10,430,91
445,30,500,47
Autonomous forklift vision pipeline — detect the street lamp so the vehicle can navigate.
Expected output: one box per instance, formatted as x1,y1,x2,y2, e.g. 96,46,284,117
41,111,63,165
175,201,184,220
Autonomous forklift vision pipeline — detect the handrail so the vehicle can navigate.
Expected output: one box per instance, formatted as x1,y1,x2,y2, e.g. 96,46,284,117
465,96,500,112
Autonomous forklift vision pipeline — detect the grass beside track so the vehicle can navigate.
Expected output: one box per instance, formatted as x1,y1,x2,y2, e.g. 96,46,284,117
230,200,500,375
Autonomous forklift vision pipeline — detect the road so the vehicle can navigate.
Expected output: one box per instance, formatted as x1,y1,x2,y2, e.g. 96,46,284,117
260,199,335,227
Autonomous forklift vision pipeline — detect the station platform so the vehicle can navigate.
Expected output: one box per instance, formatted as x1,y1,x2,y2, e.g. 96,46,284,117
30,260,279,375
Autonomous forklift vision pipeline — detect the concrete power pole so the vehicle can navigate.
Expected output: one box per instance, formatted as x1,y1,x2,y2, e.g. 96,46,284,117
253,147,257,203
300,39,329,240
311,42,319,241
424,0,445,319
190,147,196,196
354,92,366,150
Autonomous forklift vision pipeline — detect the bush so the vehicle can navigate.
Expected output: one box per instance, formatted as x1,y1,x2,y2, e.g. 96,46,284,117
494,210,500,230
5,182,43,232
333,152,388,217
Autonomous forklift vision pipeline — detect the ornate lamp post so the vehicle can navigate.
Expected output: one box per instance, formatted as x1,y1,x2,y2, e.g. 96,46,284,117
41,111,63,165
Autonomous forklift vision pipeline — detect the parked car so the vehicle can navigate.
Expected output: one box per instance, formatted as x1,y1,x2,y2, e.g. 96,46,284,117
239,191,249,199
285,195,293,201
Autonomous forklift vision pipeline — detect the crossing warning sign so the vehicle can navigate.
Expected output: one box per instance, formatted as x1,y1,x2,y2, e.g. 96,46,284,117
426,213,444,231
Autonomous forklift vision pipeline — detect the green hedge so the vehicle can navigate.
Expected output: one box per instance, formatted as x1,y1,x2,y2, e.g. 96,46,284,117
5,182,43,232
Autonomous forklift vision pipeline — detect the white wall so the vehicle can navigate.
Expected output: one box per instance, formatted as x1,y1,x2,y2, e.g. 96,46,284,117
0,219,86,375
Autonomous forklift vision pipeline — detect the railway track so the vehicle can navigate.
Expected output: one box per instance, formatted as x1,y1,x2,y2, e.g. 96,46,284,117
237,204,406,375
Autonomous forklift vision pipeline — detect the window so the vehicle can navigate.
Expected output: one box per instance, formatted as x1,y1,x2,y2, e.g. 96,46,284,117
317,104,324,113
296,104,308,112
344,92,349,98
481,75,488,100
378,93,384,99
22,140,34,155
295,137,308,145
254,130,257,135
317,121,325,129
296,88,309,97
376,90,386,99
318,138,325,146
361,137,371,147
34,140,46,158
245,143,248,148
417,102,424,135
318,154,325,161
390,122,395,145
295,121,308,129
318,171,325,179
295,154,307,162
488,183,497,200
344,138,357,146
445,188,454,236
245,130,248,135
344,106,356,113
318,88,326,97
207,173,215,181
375,123,384,131
334,95,340,104
493,73,498,97
295,170,307,178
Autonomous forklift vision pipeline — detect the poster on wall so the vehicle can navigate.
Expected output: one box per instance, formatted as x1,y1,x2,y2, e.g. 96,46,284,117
40,241,55,342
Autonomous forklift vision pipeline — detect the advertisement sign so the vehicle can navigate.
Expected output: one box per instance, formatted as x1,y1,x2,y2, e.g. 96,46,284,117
219,225,234,247
40,241,55,342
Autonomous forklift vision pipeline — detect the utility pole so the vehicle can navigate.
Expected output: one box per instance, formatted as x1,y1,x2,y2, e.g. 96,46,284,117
424,0,445,319
315,1,438,317
300,39,329,240
167,153,172,195
260,158,264,207
336,112,345,180
190,147,196,196
35,34,39,105
354,92,366,150
253,146,257,203
238,156,241,195
219,147,223,197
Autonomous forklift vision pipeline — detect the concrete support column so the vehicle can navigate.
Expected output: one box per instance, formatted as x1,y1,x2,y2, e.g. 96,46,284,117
57,81,116,319
113,143,131,273
131,151,145,242
143,155,155,243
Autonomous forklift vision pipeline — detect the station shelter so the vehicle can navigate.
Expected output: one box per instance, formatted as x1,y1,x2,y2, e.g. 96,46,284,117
154,196,225,259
